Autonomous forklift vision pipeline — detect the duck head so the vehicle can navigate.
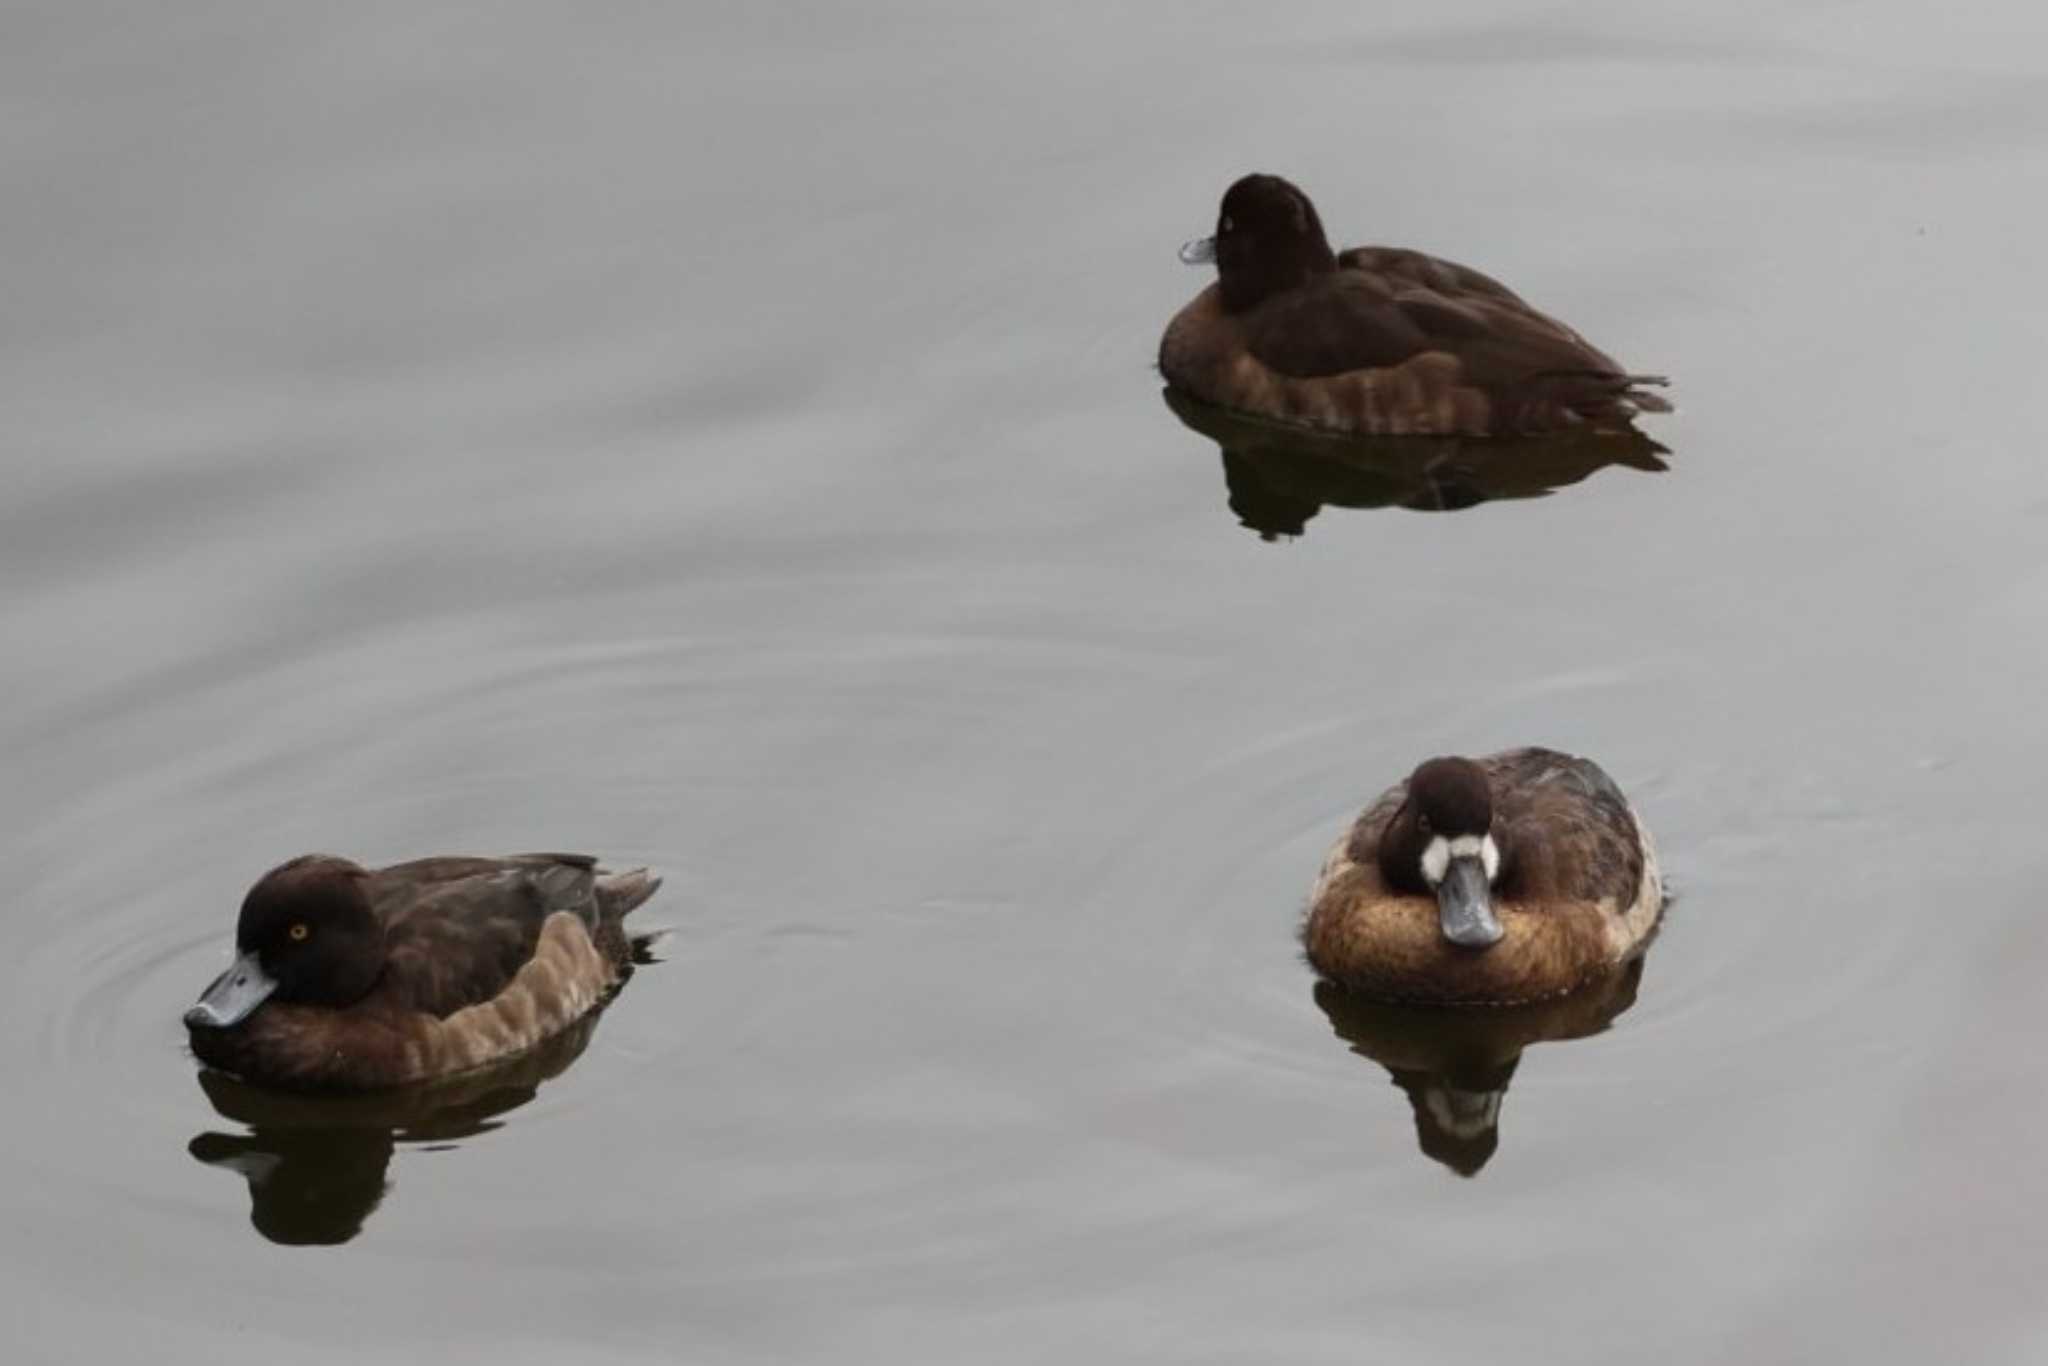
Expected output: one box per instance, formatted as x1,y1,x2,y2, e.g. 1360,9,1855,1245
1179,173,1339,313
185,856,386,1029
1378,757,1504,949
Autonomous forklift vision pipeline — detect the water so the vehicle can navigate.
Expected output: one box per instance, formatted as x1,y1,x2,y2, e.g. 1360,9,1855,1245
6,2,2048,1361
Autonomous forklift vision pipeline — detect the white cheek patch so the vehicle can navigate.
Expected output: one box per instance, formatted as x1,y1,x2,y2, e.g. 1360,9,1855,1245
1420,833,1500,885
1421,836,1450,885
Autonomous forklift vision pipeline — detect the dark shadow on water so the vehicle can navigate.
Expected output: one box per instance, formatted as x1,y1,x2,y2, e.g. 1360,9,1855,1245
1312,956,1647,1176
188,1010,607,1246
1162,388,1669,540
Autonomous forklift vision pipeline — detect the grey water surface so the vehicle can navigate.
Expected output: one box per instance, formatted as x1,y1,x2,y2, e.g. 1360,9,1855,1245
6,1,2048,1362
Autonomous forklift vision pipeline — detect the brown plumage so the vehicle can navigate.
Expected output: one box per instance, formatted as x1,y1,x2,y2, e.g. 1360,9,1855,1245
1305,748,1662,1004
1160,174,1670,436
185,853,661,1091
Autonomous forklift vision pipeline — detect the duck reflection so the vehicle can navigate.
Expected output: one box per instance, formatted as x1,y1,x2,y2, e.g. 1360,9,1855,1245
187,1011,604,1245
1313,957,1646,1176
1162,389,1668,539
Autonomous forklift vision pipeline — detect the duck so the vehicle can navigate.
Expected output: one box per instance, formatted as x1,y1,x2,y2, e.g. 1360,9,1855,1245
1160,174,1670,436
1305,749,1661,1004
184,852,660,1091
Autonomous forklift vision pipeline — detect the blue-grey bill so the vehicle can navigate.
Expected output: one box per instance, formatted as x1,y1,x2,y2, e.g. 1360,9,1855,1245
184,950,278,1028
1179,236,1216,265
1437,857,1503,948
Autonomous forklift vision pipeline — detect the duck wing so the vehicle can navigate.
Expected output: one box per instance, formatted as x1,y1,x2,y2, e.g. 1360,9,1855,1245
368,855,602,1018
1331,248,1672,425
1239,261,1623,384
1240,272,1436,378
1337,246,1529,306
1485,750,1645,907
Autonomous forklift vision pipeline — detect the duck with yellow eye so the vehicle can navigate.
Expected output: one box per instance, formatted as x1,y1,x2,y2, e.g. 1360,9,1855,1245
184,852,661,1091
1304,749,1662,1004
1161,174,1671,436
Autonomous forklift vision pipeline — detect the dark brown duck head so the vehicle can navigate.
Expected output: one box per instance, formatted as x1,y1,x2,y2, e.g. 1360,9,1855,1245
1377,757,1504,950
184,856,386,1030
1180,173,1339,313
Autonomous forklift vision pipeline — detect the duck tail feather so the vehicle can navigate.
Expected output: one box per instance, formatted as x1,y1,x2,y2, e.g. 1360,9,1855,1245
1622,376,1674,413
595,868,663,921
1534,369,1674,422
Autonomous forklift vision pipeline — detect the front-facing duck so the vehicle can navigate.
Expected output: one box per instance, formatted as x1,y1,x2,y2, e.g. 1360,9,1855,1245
184,852,660,1091
1161,174,1670,436
1305,749,1662,1004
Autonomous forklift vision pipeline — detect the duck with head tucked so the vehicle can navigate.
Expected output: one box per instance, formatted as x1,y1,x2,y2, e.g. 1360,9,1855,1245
1306,749,1661,1004
1161,174,1670,436
184,853,660,1091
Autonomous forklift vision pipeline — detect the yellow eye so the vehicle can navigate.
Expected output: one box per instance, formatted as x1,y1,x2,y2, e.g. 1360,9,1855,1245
288,923,310,941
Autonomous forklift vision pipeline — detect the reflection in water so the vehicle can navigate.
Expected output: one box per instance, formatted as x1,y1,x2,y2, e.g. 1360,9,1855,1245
1313,957,1646,1176
1161,389,1668,539
188,1012,605,1245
